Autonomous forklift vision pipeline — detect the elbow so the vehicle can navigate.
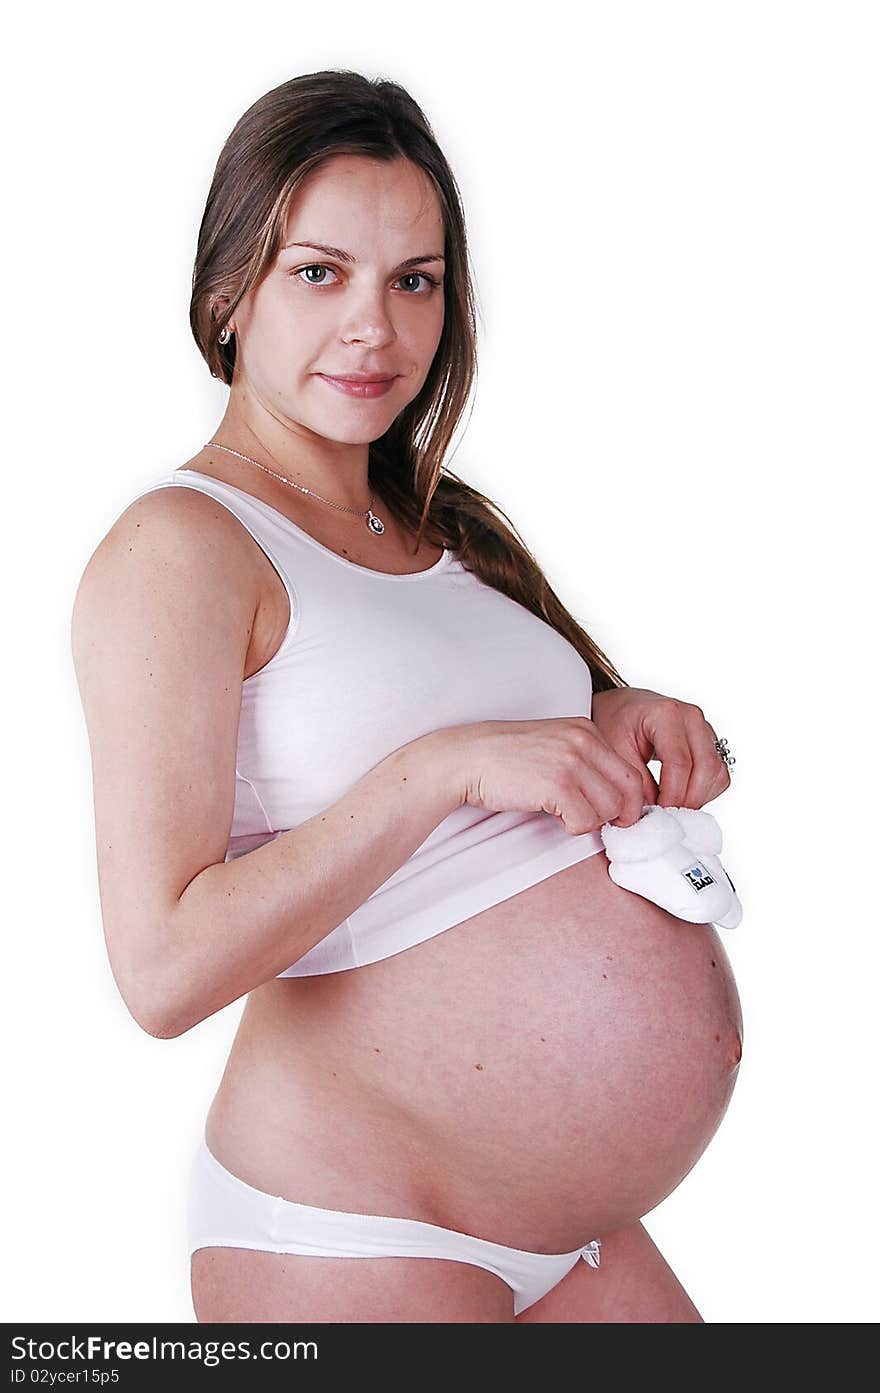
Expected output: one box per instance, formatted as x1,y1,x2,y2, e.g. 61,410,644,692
104,908,199,1041
136,1008,189,1040
114,916,233,1039
135,995,218,1040
112,915,199,1039
121,966,194,1040
128,993,191,1040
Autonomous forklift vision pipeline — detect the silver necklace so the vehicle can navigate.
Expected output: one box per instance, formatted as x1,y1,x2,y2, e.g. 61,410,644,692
203,440,386,535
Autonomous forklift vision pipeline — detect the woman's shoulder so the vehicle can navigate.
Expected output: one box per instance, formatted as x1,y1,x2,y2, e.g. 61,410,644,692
82,459,266,618
112,454,261,548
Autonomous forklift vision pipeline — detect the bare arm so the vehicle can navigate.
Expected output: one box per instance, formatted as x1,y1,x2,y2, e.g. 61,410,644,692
71,486,463,1041
165,730,459,1036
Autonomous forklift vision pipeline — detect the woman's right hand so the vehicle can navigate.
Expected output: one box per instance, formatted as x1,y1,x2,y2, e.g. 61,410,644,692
446,717,647,834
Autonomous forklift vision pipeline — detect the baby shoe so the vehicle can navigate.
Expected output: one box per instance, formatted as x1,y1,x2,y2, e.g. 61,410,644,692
599,803,742,929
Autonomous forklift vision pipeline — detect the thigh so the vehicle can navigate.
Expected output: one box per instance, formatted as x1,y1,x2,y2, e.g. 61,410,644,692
192,1247,515,1323
514,1221,704,1323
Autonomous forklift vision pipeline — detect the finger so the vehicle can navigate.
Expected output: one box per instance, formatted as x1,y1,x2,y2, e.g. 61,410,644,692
654,729,693,807
588,723,658,809
573,756,643,828
632,700,691,808
558,796,601,835
680,714,732,808
600,742,659,807
642,765,660,806
683,753,731,808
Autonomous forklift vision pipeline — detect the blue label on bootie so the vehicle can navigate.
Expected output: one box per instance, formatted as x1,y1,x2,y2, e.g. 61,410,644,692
681,861,715,893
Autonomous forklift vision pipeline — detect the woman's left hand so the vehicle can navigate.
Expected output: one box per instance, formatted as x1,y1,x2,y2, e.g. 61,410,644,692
589,687,731,811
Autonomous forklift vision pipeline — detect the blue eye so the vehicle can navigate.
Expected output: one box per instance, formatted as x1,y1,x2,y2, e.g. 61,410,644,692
292,264,440,293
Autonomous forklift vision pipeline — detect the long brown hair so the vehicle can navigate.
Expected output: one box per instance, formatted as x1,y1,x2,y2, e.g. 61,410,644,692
190,70,628,694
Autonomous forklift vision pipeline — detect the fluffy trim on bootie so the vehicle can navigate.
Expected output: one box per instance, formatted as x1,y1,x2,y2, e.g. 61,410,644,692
599,804,684,863
665,805,723,856
599,803,742,930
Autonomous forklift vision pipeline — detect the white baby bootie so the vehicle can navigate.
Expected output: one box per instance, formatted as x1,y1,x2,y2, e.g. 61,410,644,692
599,804,742,929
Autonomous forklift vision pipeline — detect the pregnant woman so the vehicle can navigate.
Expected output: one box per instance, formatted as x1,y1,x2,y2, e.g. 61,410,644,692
71,70,743,1324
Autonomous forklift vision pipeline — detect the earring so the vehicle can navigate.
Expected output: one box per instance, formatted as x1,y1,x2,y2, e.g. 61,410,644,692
218,325,233,345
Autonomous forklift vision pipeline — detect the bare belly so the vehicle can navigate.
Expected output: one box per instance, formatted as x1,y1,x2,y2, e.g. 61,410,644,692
204,848,743,1253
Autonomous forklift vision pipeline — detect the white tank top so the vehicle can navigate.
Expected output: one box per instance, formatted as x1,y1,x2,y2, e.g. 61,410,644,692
127,470,605,975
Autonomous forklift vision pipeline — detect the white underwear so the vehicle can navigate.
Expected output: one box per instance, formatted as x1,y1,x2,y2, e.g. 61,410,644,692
187,1135,602,1318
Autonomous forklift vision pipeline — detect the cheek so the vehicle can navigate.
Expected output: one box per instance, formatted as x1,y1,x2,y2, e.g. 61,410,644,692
404,301,445,360
251,302,319,369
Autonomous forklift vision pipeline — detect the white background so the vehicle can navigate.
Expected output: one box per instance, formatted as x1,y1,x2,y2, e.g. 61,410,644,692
3,0,877,1324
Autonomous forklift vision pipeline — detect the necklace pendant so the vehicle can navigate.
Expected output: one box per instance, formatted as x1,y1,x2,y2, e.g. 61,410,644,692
366,510,385,535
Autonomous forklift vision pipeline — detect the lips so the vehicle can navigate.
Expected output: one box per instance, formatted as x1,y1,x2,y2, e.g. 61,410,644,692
317,373,397,399
323,373,396,383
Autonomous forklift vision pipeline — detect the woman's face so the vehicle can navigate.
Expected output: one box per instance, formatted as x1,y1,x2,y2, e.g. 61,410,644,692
228,154,447,448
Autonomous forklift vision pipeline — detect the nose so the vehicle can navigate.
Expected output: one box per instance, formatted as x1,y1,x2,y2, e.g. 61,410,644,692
340,285,398,348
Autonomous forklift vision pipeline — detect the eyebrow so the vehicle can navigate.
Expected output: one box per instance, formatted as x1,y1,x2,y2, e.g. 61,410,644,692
283,240,445,271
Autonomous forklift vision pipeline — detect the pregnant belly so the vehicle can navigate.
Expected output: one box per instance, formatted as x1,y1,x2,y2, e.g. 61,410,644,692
217,848,744,1251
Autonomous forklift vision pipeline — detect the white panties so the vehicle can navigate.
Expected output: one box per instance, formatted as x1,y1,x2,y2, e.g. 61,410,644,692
187,1135,602,1318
